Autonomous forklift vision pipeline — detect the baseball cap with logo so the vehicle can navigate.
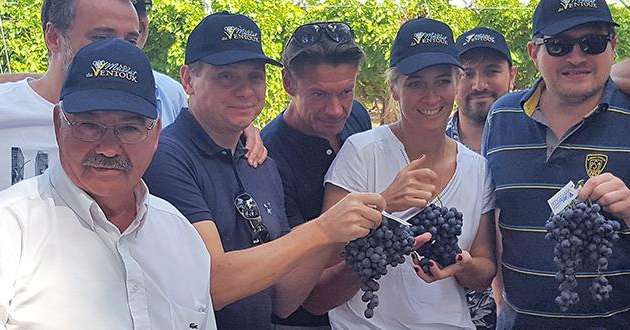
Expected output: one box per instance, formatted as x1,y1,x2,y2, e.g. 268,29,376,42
390,17,461,75
456,27,512,65
533,0,618,36
185,11,282,66
60,38,157,119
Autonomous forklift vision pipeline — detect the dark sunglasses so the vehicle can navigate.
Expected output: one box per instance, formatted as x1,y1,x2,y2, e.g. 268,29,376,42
535,34,612,57
289,22,354,48
234,192,271,245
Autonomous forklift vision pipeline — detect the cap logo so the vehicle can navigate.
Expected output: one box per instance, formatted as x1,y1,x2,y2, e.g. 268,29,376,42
558,0,597,12
463,33,496,46
222,25,259,43
411,32,449,47
86,60,138,83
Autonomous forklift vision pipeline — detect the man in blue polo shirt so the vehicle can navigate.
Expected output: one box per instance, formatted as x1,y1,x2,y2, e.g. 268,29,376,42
143,13,385,330
261,22,371,329
483,0,630,327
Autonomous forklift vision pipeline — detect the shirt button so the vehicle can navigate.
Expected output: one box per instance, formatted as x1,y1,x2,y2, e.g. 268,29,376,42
326,149,333,156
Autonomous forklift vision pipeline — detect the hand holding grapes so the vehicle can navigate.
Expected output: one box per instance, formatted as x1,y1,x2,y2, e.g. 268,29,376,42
412,250,472,283
578,173,630,225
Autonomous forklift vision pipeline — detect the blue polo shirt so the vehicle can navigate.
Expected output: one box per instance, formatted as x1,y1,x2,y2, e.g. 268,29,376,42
483,79,630,328
261,100,371,327
144,109,290,330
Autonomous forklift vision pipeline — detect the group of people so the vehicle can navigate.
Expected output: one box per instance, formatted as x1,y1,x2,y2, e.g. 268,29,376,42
1,0,629,329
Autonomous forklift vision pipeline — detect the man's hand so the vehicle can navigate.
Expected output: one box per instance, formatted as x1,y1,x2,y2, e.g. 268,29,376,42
412,250,473,283
381,155,437,212
315,193,385,244
579,173,630,224
243,124,267,167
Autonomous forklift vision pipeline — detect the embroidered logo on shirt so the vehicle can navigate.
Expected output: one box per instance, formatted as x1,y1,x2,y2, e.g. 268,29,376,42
222,25,260,42
411,32,449,47
462,33,496,46
558,0,597,12
86,60,138,83
585,154,608,177
263,201,273,215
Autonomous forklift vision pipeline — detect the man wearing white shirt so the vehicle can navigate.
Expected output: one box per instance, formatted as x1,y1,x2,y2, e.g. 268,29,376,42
0,39,215,330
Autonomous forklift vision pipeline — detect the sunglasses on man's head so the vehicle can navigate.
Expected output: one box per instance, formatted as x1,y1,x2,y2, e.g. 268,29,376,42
535,34,612,57
289,22,354,48
234,192,270,245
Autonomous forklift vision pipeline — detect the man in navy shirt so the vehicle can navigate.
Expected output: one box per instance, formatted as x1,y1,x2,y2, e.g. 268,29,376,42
483,0,630,327
261,22,371,328
144,13,385,330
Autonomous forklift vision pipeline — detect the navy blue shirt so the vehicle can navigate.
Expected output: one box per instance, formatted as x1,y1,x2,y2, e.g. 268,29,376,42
261,100,371,326
483,79,630,328
144,109,290,330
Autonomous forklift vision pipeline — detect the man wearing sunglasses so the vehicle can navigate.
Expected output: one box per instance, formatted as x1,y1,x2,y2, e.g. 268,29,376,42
261,21,372,329
0,39,216,330
483,0,630,328
143,13,385,330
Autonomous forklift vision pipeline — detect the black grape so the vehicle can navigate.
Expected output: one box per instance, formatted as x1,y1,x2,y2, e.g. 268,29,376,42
408,204,464,273
545,201,621,311
344,218,415,318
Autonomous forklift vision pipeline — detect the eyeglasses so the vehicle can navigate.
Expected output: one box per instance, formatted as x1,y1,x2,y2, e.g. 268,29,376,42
535,34,612,57
59,109,157,144
234,192,270,245
288,22,354,48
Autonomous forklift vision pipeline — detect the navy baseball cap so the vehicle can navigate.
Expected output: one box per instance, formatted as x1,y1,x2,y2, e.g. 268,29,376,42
60,39,157,119
390,18,461,75
456,27,512,65
533,0,618,36
185,12,282,66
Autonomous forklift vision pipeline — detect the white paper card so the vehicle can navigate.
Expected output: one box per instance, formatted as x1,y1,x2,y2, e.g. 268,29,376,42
548,181,579,215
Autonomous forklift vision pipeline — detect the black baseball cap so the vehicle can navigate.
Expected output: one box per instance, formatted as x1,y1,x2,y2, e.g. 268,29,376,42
533,0,618,36
390,18,461,75
456,27,512,65
60,39,157,119
185,12,282,67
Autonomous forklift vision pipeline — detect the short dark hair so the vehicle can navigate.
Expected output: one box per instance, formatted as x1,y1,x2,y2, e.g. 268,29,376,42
460,48,512,68
282,36,364,76
41,0,76,34
285,43,364,76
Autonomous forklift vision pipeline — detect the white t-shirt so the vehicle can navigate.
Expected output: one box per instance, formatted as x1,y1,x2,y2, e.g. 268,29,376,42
0,162,216,330
0,74,186,191
324,125,494,330
0,78,58,191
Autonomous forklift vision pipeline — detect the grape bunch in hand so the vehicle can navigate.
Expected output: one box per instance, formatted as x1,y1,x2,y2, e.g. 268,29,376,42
343,218,415,318
545,201,621,311
408,203,464,273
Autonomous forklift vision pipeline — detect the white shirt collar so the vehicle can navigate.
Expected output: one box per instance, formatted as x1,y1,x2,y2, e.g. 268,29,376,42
48,160,150,234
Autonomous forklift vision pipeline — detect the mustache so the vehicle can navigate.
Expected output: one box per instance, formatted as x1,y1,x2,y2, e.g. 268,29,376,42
82,154,132,171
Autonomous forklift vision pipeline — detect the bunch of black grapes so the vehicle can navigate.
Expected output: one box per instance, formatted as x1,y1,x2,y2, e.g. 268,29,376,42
408,204,464,273
344,218,415,318
545,201,621,311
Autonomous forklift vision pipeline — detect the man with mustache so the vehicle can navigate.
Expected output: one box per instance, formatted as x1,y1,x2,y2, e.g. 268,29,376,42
143,13,384,329
0,38,216,330
483,0,630,327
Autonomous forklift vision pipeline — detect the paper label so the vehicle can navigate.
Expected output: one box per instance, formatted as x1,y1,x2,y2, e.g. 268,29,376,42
548,181,579,215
